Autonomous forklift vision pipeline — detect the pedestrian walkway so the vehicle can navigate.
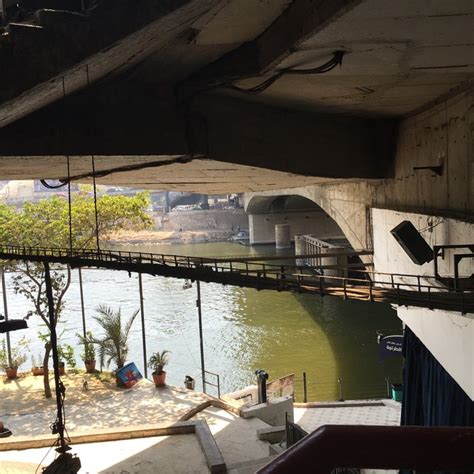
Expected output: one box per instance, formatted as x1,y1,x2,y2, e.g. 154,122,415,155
295,399,401,432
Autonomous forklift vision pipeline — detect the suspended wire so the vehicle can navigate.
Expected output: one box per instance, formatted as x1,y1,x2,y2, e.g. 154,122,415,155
225,50,345,95
40,179,67,189
40,155,197,188
91,156,100,252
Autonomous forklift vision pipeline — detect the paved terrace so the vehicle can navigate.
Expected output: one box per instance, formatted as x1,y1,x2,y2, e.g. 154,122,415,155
0,371,401,473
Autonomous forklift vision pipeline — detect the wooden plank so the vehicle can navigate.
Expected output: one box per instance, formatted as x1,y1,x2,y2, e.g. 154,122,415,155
0,421,196,452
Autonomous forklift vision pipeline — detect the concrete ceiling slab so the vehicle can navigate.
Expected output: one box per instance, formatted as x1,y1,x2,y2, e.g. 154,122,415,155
0,155,336,193
228,0,474,116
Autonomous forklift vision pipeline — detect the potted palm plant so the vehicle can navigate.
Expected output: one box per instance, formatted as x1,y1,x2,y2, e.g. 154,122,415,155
91,305,139,386
148,350,170,387
77,331,96,373
0,337,28,379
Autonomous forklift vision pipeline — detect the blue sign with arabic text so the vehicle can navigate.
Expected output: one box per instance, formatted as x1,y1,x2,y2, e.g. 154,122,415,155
378,335,403,362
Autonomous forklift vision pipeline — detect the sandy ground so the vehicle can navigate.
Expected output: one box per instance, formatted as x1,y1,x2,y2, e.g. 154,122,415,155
0,371,210,437
107,229,231,245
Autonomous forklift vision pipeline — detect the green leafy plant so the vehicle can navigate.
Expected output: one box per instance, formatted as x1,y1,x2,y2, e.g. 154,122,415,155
92,305,139,371
0,337,29,370
148,350,170,375
58,343,76,369
0,193,151,398
77,331,96,363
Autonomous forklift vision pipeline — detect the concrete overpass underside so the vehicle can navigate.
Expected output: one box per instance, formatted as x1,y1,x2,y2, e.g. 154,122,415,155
0,0,472,198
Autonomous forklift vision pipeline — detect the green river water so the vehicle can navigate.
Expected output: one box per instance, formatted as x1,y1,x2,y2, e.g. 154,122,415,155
3,241,402,401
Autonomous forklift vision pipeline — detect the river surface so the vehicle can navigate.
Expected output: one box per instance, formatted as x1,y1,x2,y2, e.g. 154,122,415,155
2,242,402,401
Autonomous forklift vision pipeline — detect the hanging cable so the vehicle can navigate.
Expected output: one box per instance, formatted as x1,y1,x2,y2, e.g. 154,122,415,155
91,156,100,252
225,50,345,95
40,180,67,189
66,156,73,253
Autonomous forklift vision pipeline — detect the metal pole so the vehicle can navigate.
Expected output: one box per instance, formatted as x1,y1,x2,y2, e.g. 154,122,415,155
78,268,86,339
303,372,308,403
338,377,344,402
138,273,147,378
44,262,67,453
1,268,12,367
197,280,206,392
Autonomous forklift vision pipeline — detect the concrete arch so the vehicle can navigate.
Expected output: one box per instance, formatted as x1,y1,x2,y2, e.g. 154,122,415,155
244,186,371,252
244,192,350,246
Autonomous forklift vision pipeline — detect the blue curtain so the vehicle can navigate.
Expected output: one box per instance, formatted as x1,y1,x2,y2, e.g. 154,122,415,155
401,326,474,426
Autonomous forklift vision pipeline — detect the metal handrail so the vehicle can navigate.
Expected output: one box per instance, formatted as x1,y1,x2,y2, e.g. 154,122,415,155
0,244,455,289
203,369,221,399
257,425,474,473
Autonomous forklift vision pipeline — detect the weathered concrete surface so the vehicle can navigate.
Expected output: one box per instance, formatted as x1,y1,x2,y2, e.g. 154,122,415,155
249,210,343,245
0,0,291,127
245,87,474,254
2,0,472,187
241,396,294,427
0,92,397,181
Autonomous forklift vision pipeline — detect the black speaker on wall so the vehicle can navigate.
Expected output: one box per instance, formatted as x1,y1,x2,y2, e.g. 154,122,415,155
390,220,433,265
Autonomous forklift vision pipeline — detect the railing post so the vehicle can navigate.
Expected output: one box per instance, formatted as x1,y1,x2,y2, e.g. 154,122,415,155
417,275,421,292
303,372,308,403
256,369,269,404
369,279,373,302
138,273,148,379
385,377,391,398
343,279,347,299
1,268,12,368
337,377,344,402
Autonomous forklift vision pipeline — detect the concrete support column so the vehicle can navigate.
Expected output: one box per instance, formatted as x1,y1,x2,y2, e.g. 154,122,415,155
275,224,291,249
295,235,305,266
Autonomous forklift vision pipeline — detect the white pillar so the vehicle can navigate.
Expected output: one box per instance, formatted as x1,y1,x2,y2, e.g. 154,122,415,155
275,224,291,249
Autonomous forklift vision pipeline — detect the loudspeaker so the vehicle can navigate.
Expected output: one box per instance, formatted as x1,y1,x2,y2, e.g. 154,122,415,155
0,319,28,333
390,220,433,265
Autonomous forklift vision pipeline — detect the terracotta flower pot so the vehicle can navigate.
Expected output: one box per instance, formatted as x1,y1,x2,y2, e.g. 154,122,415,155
152,371,167,387
6,367,18,379
85,360,96,374
32,367,44,376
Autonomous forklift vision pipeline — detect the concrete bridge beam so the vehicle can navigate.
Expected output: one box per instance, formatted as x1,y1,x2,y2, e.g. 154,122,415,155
0,92,397,181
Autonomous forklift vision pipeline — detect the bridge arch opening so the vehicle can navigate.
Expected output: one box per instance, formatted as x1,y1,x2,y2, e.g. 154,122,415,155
245,194,347,246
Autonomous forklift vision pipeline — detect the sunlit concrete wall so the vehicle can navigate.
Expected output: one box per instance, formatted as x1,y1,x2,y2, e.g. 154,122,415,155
248,210,343,245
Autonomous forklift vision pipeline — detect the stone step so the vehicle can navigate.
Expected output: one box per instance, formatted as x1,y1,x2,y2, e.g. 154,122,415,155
227,455,277,474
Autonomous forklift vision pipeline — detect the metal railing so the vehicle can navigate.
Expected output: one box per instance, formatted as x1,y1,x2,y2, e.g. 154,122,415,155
0,244,472,313
258,425,474,473
285,412,308,448
203,369,221,399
